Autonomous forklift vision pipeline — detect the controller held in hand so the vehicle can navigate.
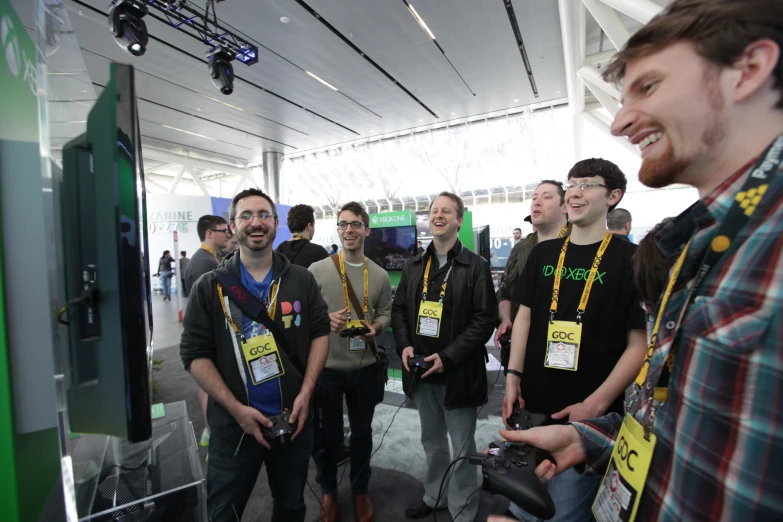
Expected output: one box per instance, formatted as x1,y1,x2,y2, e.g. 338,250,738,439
261,411,294,443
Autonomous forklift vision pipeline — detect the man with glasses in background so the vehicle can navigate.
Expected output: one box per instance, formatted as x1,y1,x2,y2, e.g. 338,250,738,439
181,189,330,522
183,214,231,449
501,159,647,521
308,202,393,522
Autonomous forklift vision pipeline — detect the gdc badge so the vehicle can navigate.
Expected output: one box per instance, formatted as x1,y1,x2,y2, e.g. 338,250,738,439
593,415,656,522
417,301,443,338
346,319,368,352
241,334,286,385
544,320,582,371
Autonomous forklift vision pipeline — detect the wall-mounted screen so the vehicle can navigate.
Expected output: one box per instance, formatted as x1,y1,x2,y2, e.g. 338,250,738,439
365,226,418,270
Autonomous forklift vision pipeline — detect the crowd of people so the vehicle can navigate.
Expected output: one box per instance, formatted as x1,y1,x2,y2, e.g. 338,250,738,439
175,1,782,521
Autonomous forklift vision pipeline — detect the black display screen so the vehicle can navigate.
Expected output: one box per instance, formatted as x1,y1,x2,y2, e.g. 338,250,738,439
364,226,418,270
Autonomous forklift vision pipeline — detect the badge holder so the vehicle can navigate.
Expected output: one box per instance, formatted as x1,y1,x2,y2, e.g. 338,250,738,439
416,300,443,338
345,319,368,352
544,317,582,371
241,330,285,385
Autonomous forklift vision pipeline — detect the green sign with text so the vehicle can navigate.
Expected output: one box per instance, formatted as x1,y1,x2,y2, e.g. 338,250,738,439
369,210,414,228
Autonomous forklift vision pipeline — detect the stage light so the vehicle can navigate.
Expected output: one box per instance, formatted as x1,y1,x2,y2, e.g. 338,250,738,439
208,47,235,95
108,0,149,56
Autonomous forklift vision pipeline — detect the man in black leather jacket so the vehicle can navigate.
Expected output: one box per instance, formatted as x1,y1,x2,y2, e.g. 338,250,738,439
392,191,497,521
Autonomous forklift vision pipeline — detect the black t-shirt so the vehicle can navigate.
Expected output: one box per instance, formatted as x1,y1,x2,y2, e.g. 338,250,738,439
513,236,645,416
413,248,457,386
276,238,329,268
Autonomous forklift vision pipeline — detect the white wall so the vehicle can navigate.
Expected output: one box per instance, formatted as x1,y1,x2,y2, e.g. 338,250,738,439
146,194,214,276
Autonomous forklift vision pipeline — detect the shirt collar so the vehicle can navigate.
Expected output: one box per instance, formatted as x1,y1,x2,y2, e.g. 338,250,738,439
426,238,462,259
655,156,758,257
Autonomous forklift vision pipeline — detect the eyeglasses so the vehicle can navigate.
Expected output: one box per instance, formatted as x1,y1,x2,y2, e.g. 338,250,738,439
562,182,608,192
337,221,366,230
237,211,277,223
211,228,229,234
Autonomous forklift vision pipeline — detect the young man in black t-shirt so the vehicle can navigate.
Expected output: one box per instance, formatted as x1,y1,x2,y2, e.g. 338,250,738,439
502,158,647,522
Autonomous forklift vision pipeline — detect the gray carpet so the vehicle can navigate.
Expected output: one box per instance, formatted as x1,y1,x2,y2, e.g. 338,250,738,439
153,340,512,521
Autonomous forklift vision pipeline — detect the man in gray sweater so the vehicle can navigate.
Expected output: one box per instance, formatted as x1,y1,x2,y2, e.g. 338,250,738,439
309,201,392,522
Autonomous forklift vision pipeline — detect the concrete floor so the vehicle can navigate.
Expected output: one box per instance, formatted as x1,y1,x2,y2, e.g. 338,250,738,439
151,293,513,521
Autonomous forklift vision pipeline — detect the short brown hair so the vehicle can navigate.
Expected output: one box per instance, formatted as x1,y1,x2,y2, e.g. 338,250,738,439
633,218,675,307
567,158,627,212
338,201,369,227
287,204,316,233
229,188,277,222
537,180,566,205
603,0,783,109
430,191,465,219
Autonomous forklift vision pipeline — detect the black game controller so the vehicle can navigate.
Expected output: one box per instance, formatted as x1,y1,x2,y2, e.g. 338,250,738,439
408,355,433,373
339,326,371,338
261,411,294,443
474,440,557,520
506,405,551,431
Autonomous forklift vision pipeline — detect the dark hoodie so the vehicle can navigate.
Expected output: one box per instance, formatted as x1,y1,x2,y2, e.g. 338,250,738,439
276,237,329,268
180,250,330,431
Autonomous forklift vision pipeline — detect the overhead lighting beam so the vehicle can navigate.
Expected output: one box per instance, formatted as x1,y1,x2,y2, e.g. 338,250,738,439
161,124,217,141
305,70,339,91
406,3,436,40
503,0,539,98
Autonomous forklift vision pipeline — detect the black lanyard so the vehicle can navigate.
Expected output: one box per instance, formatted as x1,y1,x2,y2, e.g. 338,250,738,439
652,134,783,401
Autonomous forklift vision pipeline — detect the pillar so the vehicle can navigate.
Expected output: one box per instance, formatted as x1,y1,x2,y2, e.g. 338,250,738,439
262,151,283,204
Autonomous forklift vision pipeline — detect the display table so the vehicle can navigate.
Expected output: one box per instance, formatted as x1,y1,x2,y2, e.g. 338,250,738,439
70,401,206,521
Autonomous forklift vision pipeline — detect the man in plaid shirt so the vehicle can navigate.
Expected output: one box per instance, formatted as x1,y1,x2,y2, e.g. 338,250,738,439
491,1,783,520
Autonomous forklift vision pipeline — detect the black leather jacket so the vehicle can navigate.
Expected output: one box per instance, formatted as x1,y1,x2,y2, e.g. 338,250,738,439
391,241,497,409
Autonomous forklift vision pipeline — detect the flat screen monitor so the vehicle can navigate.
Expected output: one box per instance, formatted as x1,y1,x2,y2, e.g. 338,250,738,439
365,226,418,271
475,225,491,262
61,62,153,442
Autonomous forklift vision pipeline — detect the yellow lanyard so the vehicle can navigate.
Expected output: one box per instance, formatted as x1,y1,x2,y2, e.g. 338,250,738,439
422,254,453,304
549,232,612,324
557,225,568,239
201,244,217,261
633,241,691,393
217,280,280,337
338,252,369,318
291,234,304,241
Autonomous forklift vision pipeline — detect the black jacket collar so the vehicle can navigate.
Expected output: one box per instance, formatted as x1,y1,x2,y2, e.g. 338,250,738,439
421,239,468,264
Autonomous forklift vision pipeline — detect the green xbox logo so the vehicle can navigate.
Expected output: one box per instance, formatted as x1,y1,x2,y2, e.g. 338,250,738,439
1,15,20,78
370,215,379,225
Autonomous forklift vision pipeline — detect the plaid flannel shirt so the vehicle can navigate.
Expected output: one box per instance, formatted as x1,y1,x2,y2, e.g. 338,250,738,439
573,134,783,521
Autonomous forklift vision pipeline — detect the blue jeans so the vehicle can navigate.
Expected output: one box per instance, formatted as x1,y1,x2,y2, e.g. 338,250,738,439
207,419,314,522
160,271,172,298
509,467,601,522
312,363,381,495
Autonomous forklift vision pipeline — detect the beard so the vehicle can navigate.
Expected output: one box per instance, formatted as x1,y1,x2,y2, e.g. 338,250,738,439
639,67,726,189
237,224,276,251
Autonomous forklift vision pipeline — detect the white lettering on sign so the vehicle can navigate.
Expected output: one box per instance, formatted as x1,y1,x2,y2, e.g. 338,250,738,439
371,214,407,225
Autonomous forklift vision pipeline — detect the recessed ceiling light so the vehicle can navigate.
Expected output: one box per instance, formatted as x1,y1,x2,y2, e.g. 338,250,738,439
514,99,519,102
80,89,87,94
418,119,423,122
343,135,348,138
450,112,456,115
280,16,290,23
196,107,202,112
305,70,338,91
555,90,562,94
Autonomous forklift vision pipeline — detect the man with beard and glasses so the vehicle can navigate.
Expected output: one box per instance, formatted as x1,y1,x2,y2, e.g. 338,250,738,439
308,201,393,522
180,188,330,522
490,1,783,521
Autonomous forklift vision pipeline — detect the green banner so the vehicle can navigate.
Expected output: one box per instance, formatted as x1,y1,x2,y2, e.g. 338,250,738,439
0,0,38,143
369,210,414,228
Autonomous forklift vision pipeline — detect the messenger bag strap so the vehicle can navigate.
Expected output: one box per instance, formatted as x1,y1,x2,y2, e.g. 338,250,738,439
213,269,306,376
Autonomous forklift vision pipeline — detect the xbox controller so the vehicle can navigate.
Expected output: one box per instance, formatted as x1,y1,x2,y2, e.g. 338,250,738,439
479,440,557,519
339,326,371,338
506,405,551,431
261,411,294,443
408,355,433,373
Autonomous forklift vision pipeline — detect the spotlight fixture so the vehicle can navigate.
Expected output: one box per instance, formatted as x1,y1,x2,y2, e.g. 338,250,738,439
108,0,149,56
208,46,235,95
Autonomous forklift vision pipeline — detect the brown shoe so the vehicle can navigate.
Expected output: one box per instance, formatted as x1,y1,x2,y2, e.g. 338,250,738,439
320,494,340,522
353,493,374,522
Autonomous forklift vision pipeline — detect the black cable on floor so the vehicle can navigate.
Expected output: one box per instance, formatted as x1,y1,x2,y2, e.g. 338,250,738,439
306,478,333,522
432,368,502,517
447,486,482,522
348,397,407,489
432,456,471,522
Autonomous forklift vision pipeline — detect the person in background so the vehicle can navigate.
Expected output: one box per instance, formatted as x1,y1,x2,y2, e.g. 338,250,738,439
183,214,230,449
513,227,522,244
633,219,675,310
180,251,190,297
492,1,783,519
606,208,633,242
157,250,176,301
417,240,425,255
276,204,329,268
329,244,339,256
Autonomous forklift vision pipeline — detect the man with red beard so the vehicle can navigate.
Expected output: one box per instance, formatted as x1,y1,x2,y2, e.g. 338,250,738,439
490,1,783,521
181,188,330,522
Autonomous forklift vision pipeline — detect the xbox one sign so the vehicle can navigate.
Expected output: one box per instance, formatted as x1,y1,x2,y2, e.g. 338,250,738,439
1,15,19,78
369,211,412,228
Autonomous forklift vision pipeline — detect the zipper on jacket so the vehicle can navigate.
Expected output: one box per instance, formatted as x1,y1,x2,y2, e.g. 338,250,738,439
233,432,246,458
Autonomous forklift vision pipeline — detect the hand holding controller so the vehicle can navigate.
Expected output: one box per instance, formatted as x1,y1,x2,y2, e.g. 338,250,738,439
506,405,551,431
261,411,294,444
339,326,371,338
409,355,434,373
473,440,557,520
